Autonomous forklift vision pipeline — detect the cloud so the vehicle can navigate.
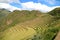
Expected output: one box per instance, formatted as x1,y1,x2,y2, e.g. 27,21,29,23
0,3,21,11
0,2,59,12
0,0,60,12
0,0,20,4
45,0,56,5
44,0,60,5
0,0,21,11
21,2,55,12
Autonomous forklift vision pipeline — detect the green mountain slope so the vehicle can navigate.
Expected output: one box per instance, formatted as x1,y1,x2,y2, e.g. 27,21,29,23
0,10,42,32
0,7,60,40
0,8,10,18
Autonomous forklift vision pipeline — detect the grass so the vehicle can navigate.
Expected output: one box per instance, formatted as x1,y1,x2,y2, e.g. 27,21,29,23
0,9,60,40
30,19,60,40
0,13,53,40
1,27,36,40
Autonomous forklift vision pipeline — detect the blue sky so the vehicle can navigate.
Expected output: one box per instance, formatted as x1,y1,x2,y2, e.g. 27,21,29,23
0,0,60,12
10,0,60,7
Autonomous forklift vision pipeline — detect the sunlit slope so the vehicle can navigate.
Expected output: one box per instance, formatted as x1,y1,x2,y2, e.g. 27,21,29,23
2,27,36,40
0,10,41,32
1,14,53,40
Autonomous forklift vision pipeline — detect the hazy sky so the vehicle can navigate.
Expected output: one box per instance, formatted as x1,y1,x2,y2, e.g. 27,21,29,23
0,0,60,12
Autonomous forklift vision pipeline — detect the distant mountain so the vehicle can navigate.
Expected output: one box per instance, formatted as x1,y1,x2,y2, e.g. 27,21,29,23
0,8,11,18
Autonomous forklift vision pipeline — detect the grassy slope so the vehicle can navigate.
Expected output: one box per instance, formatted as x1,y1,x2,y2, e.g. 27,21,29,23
0,10,41,40
0,13,54,40
0,9,10,32
0,9,10,19
0,10,40,32
0,10,60,40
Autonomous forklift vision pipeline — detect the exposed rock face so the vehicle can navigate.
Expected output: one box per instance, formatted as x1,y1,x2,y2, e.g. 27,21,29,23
54,32,60,40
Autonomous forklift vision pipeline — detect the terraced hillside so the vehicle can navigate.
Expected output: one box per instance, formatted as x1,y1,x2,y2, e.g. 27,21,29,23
0,7,60,40
0,14,53,40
